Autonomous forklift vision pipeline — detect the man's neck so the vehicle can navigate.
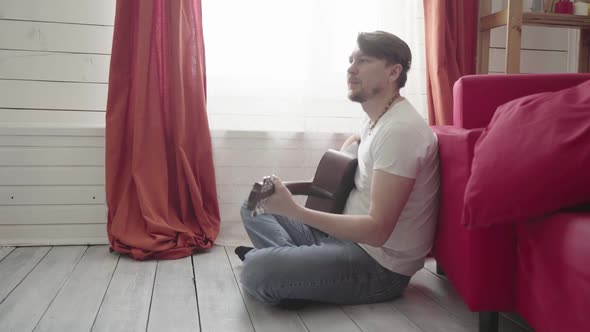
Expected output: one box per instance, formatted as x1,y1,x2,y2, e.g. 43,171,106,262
362,90,400,123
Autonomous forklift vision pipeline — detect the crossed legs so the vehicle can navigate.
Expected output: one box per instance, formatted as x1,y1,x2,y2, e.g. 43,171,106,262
238,202,410,305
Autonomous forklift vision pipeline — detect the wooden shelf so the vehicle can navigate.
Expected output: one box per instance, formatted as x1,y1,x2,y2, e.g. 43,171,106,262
480,11,590,30
478,0,590,74
522,13,590,29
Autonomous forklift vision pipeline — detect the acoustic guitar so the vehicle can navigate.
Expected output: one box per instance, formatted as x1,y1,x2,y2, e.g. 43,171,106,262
246,149,358,216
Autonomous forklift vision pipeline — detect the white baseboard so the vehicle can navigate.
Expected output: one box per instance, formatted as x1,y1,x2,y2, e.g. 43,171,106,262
0,223,108,246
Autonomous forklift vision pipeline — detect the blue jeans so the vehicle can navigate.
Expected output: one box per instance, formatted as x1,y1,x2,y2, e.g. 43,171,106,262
238,202,411,305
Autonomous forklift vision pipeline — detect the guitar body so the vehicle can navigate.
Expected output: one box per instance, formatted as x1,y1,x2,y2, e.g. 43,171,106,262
246,149,358,215
304,149,357,214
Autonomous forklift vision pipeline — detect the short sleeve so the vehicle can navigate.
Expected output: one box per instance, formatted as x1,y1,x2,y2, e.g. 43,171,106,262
371,124,423,179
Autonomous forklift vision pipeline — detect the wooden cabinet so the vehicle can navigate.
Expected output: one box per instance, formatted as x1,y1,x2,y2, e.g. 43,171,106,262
478,0,590,73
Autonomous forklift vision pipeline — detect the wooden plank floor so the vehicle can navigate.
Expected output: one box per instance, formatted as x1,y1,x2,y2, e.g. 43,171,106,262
0,245,532,332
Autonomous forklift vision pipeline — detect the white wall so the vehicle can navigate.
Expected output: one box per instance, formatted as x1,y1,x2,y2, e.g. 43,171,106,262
0,0,581,245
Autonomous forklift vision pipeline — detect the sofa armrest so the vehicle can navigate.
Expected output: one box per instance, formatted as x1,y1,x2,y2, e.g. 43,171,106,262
433,125,483,182
432,126,483,247
454,73,590,129
432,125,517,311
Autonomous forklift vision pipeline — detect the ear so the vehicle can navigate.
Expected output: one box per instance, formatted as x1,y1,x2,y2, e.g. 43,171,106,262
389,64,402,82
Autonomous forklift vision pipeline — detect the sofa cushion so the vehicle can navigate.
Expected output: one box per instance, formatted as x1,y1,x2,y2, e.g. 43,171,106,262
515,212,590,332
462,79,590,227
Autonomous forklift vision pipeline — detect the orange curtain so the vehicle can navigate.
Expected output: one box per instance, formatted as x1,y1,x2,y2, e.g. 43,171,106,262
424,0,478,125
105,0,220,260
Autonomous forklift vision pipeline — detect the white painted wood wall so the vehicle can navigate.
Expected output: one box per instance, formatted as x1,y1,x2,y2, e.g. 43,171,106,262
0,0,113,245
0,0,578,245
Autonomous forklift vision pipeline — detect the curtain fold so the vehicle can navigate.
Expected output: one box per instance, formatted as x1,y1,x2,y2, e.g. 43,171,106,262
424,0,478,125
105,0,220,260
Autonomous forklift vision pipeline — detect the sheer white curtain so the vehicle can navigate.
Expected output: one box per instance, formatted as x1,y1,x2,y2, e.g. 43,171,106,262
202,0,426,133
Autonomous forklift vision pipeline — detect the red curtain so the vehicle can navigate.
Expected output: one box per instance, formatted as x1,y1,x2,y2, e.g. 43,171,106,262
424,0,478,125
105,0,220,260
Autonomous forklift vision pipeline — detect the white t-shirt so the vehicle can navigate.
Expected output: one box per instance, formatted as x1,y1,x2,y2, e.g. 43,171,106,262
343,98,440,276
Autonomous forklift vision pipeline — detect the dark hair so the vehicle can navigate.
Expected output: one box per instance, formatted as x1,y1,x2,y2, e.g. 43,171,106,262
357,31,412,88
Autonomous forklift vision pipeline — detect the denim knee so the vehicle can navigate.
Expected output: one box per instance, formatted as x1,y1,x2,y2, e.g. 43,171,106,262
239,251,279,304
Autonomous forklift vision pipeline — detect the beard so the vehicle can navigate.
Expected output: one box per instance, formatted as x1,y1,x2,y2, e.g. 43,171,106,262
348,90,366,103
347,86,383,103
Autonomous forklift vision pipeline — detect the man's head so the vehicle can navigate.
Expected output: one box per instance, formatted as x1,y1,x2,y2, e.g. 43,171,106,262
347,31,412,103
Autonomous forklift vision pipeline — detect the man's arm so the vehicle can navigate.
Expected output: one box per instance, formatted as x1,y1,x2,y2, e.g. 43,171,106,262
340,134,360,151
270,170,414,247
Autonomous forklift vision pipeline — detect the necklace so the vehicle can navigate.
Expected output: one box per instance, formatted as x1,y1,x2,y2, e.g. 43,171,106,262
368,93,400,135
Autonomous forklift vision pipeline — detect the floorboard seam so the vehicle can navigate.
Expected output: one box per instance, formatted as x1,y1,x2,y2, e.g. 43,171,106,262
223,245,256,332
0,246,53,305
0,247,16,263
89,251,121,331
32,245,89,331
191,254,203,332
144,260,159,332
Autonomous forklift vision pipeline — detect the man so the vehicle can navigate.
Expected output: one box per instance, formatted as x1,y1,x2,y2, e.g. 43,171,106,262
236,31,440,308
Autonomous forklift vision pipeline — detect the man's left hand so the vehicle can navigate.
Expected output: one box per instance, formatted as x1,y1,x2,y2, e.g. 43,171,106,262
263,176,299,217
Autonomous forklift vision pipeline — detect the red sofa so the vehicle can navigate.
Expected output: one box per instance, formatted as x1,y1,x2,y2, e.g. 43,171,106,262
431,74,590,332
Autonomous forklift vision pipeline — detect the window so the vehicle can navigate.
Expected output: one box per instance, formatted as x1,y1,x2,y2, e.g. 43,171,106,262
202,0,426,132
